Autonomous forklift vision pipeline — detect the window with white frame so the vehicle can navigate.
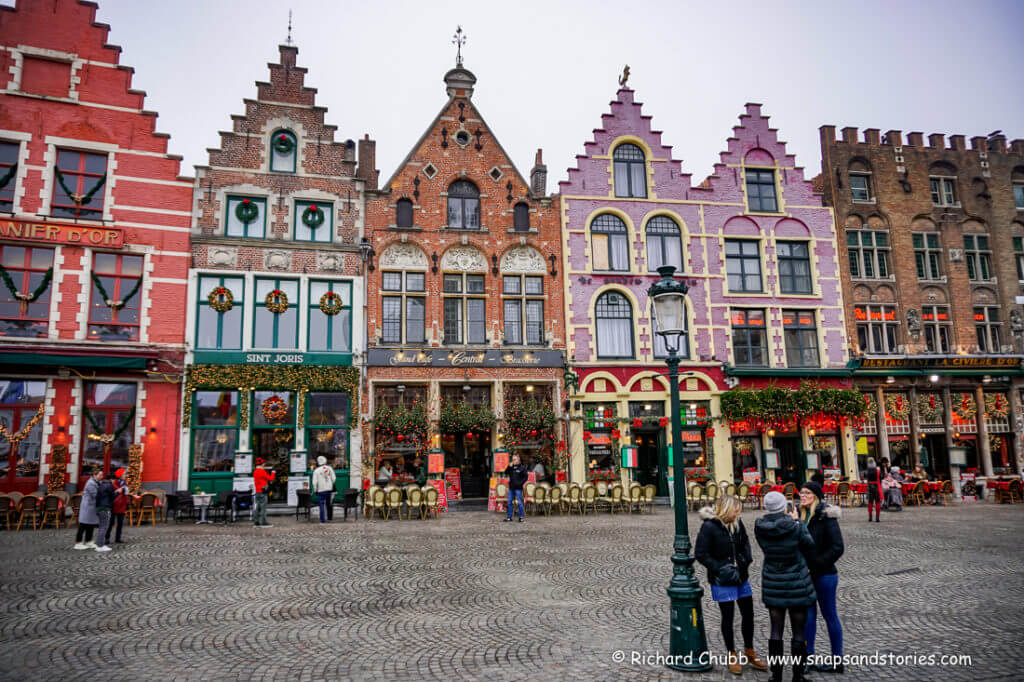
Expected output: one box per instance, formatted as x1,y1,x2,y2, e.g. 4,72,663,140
591,213,629,271
963,234,992,281
0,142,18,212
730,309,768,366
776,241,813,294
225,196,266,238
52,149,107,220
294,200,332,242
846,229,890,279
380,271,425,345
782,309,819,368
922,305,952,354
613,143,647,198
196,275,244,349
308,280,352,352
850,173,872,202
913,233,943,280
595,291,634,359
269,129,297,173
929,176,958,206
443,273,486,345
646,216,683,272
725,239,762,292
974,306,1002,353
502,275,544,346
1014,237,1024,282
854,304,899,354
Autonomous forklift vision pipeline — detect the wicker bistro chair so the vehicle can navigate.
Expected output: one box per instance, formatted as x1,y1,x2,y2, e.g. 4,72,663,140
625,484,643,513
68,493,82,525
407,486,425,519
557,482,569,504
423,486,440,518
371,487,388,519
608,484,625,514
781,482,797,502
0,495,14,530
933,480,953,506
532,485,548,516
835,482,851,508
546,485,562,515
642,484,656,513
582,484,598,515
523,481,537,513
566,485,583,515
494,482,509,514
135,493,159,526
1005,480,1023,504
703,483,719,507
363,485,379,517
148,489,167,522
595,482,613,512
39,494,64,529
722,482,736,497
16,495,42,531
385,487,403,520
7,491,23,507
907,481,928,507
689,483,704,511
736,482,750,507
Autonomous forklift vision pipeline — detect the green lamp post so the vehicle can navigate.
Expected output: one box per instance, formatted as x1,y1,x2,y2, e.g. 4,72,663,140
648,264,710,672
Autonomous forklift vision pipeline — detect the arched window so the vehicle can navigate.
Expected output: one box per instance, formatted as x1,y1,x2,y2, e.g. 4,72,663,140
447,180,480,229
591,213,629,271
646,215,682,271
396,198,414,228
513,202,530,232
595,291,634,359
849,159,873,202
613,143,647,198
270,129,297,173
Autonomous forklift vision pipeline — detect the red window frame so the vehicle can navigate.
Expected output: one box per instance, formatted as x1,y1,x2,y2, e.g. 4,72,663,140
0,245,53,338
79,382,137,485
52,149,107,220
0,381,46,493
0,141,18,210
88,253,143,341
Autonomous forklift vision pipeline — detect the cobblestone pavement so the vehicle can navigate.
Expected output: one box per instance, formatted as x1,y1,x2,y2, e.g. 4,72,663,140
1,502,1021,681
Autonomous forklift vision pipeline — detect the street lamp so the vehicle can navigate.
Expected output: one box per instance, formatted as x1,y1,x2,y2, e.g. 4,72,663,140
648,264,710,672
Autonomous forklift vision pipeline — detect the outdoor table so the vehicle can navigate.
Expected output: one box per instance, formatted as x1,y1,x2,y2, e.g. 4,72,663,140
901,482,917,495
192,493,215,524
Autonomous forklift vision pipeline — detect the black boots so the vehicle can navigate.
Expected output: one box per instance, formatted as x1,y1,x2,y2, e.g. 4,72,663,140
791,639,811,682
769,639,785,682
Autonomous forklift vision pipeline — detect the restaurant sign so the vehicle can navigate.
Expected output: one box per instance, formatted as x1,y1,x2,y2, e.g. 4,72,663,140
0,219,123,247
858,356,1023,370
192,350,353,366
366,348,564,368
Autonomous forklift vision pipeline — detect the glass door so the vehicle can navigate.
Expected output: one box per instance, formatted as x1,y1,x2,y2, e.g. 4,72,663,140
252,390,295,502
306,392,350,491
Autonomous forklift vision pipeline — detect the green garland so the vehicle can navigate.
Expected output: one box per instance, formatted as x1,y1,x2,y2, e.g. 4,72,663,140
439,401,497,434
0,264,52,303
84,406,136,443
54,166,106,209
0,161,17,191
91,271,142,309
374,402,429,438
720,382,868,428
504,399,556,446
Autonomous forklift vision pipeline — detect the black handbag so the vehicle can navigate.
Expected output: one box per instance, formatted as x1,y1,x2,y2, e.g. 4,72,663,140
718,562,742,586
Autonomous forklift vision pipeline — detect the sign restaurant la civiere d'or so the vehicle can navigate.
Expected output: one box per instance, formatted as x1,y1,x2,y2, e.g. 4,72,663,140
0,219,123,248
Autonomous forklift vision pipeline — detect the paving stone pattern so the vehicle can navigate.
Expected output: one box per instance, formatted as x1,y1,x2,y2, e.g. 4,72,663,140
1,504,1021,681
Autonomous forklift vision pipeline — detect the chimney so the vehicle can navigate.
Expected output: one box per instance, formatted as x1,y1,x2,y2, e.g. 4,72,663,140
987,133,1006,152
356,134,378,190
530,149,547,196
906,132,924,147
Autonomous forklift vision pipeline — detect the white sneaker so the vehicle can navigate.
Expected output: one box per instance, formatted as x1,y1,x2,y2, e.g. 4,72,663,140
94,545,113,552
260,524,273,528
73,543,88,550
84,541,98,549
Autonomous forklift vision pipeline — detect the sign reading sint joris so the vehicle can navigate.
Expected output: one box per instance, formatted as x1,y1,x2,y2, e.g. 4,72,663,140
0,219,123,247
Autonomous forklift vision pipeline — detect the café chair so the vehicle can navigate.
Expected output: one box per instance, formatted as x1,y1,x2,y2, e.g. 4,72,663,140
608,484,625,514
595,482,612,512
532,485,547,516
736,482,750,507
341,488,361,520
423,486,440,518
1006,480,1022,504
642,484,656,513
39,494,64,529
294,490,313,521
0,495,14,530
494,482,508,513
68,493,82,525
407,486,425,519
625,484,642,513
836,482,851,508
782,482,797,502
703,482,720,507
547,484,562,515
688,483,704,511
16,495,42,531
582,484,597,515
907,481,927,507
385,487,403,520
135,493,159,526
7,491,23,508
566,485,583,515
363,485,380,517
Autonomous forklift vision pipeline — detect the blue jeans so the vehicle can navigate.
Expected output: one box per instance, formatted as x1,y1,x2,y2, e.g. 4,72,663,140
253,493,268,526
506,489,523,519
805,573,843,655
317,490,333,523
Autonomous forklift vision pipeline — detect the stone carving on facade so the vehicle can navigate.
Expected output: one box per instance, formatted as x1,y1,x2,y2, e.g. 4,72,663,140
379,243,428,269
208,246,238,268
317,251,342,272
264,250,291,271
1011,309,1024,353
440,245,487,272
500,245,545,273
906,308,921,336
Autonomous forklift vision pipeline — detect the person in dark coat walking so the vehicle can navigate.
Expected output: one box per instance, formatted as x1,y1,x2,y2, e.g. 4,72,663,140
863,457,882,522
799,481,845,674
93,472,115,553
755,491,817,682
694,495,768,675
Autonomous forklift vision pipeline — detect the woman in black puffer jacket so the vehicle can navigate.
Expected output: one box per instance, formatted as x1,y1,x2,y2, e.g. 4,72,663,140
800,481,845,674
694,495,767,675
755,491,817,682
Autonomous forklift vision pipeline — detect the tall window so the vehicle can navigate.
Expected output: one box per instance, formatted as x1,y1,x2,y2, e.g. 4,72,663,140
89,253,143,341
52,149,107,220
503,275,544,345
396,198,414,228
294,200,332,243
0,141,18,211
307,392,351,472
269,129,297,173
613,143,647,198
974,307,1002,353
646,216,682,272
1014,184,1024,209
777,241,812,294
731,309,767,366
922,305,951,354
963,235,992,281
308,280,352,352
854,305,899,354
196,275,244,349
81,383,136,479
0,380,45,488
0,245,53,338
591,213,629,271
447,180,480,229
913,233,943,280
850,173,872,201
595,291,634,359
253,277,298,349
191,390,238,473
443,273,486,344
513,202,530,232
225,195,266,238
783,309,819,367
846,230,890,279
745,169,777,212
1014,237,1024,282
929,176,957,206
725,239,762,292
381,271,425,344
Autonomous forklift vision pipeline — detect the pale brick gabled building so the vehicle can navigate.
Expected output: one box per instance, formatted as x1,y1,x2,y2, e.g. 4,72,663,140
181,44,371,502
0,0,191,493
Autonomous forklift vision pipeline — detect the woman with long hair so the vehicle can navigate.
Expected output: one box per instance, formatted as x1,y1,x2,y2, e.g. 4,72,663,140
755,491,817,682
799,481,845,674
694,495,768,675
863,457,882,522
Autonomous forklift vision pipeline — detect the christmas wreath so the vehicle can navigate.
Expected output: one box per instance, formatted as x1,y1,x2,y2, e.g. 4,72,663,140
235,198,259,224
917,393,942,423
319,291,343,316
261,395,289,423
951,393,976,421
264,289,289,313
207,286,234,313
273,133,295,154
984,393,1009,420
884,393,910,421
733,438,755,457
302,204,325,230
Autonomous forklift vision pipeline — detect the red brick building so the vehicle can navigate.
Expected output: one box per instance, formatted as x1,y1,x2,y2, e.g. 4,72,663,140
362,60,565,499
0,0,190,493
182,44,371,502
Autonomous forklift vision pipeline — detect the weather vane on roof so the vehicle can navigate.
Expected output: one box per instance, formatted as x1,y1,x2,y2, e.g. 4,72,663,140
285,9,293,45
619,65,630,87
452,26,466,67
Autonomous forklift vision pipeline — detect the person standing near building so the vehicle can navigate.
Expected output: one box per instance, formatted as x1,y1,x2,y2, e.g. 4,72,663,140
74,468,102,550
311,456,336,524
253,458,275,528
93,472,115,553
504,454,528,523
106,468,130,545
799,481,845,674
864,457,882,522
414,458,427,487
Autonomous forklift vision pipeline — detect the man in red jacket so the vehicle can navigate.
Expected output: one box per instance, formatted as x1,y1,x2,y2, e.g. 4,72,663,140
107,468,131,544
253,458,275,527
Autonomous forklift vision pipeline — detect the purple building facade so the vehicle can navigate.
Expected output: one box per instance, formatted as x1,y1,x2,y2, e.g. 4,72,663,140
559,87,855,491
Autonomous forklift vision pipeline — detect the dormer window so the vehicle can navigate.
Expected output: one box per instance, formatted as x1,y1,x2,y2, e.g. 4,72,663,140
446,180,480,229
396,198,414,228
613,143,646,198
270,130,297,173
513,202,530,232
52,149,107,220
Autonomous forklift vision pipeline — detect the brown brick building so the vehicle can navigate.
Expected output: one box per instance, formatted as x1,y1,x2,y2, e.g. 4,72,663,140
819,126,1024,484
362,60,565,500
181,44,374,501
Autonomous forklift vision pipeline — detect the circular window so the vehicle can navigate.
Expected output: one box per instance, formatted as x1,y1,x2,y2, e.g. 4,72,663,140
455,131,470,146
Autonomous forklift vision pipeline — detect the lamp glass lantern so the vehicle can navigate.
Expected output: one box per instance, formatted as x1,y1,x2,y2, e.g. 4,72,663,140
649,265,689,354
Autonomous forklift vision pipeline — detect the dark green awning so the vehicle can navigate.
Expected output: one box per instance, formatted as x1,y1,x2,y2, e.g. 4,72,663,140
0,352,148,369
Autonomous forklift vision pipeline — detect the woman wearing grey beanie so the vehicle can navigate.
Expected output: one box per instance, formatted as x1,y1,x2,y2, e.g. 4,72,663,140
755,490,817,682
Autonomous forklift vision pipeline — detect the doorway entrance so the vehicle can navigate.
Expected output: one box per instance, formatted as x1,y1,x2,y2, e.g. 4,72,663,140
442,431,490,499
634,429,666,496
774,436,803,485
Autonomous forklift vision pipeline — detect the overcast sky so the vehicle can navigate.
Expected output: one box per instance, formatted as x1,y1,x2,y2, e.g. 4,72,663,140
95,0,1024,186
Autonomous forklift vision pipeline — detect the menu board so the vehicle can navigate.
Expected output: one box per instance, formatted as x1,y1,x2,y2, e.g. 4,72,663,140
487,477,510,512
428,451,445,474
428,479,448,512
234,453,253,474
290,451,307,474
493,450,510,474
444,467,462,501
960,472,977,502
742,470,761,485
233,477,254,493
287,478,310,507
